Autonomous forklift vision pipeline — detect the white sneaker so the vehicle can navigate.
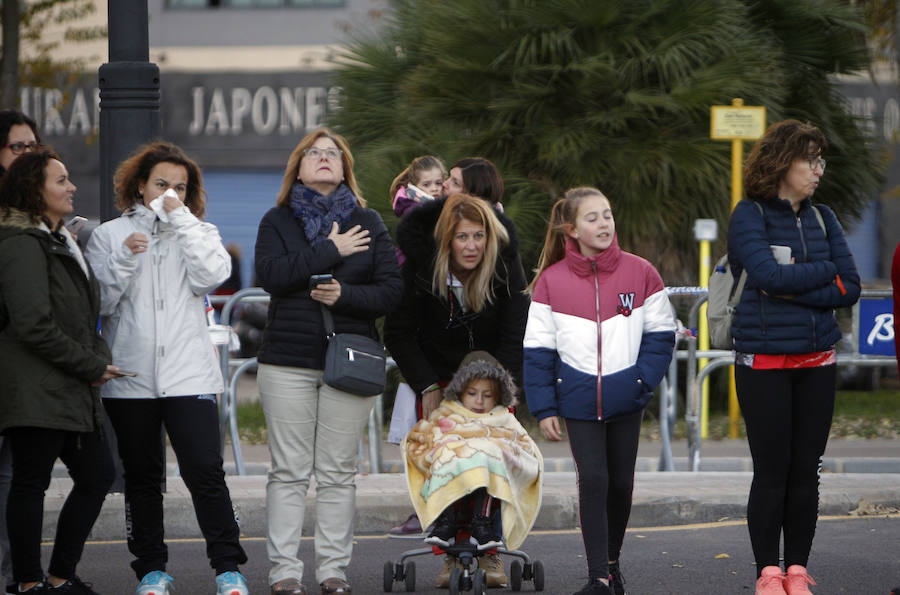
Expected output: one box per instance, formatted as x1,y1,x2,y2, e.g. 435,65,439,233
136,571,174,595
215,571,249,595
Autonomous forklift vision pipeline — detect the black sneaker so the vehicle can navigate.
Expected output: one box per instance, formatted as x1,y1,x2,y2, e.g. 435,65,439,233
572,577,611,595
424,510,457,547
47,577,100,595
468,514,502,551
9,583,48,594
609,562,627,595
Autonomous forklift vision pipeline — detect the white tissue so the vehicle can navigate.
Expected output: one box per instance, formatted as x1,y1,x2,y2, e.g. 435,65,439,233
149,188,179,223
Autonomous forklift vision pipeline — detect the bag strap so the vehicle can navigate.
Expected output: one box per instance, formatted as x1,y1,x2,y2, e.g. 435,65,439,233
810,204,826,237
726,201,765,310
320,303,335,339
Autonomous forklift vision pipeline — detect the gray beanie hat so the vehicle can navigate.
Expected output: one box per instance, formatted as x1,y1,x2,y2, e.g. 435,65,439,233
444,351,518,408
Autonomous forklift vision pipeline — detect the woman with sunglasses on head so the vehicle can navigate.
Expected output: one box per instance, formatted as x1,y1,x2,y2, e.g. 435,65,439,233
84,142,248,595
0,149,119,594
728,120,860,595
254,127,402,595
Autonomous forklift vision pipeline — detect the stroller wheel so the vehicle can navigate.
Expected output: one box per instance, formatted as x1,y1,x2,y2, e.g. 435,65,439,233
404,561,416,592
509,560,523,591
472,568,486,595
383,560,395,592
532,560,545,591
449,567,462,595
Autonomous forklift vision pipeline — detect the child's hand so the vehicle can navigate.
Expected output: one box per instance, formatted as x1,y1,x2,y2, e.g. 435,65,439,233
539,416,563,441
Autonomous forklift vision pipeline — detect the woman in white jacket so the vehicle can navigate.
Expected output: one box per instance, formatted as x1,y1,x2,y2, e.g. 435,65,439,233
84,142,248,595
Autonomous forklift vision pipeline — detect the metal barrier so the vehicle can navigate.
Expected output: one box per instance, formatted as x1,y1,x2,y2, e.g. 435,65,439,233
676,286,896,472
210,288,387,475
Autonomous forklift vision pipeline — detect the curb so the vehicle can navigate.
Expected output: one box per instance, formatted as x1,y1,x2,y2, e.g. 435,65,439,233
41,471,900,542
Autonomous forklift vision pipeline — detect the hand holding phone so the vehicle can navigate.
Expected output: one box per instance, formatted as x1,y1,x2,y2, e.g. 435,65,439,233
112,369,138,377
310,273,333,289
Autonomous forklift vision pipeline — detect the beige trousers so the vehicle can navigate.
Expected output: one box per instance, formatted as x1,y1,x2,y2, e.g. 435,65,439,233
257,363,376,586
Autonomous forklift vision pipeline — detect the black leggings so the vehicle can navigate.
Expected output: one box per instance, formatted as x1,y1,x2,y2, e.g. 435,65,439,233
6,427,114,583
104,396,247,579
565,410,643,581
735,365,835,575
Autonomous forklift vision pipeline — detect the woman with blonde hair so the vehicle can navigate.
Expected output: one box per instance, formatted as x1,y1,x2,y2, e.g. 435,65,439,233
383,192,529,588
254,127,402,595
85,141,248,595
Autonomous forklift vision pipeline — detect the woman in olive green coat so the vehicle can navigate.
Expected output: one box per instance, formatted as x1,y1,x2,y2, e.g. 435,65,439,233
0,150,118,594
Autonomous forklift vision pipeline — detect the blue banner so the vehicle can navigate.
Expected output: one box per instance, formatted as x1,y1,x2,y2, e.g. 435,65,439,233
858,298,895,356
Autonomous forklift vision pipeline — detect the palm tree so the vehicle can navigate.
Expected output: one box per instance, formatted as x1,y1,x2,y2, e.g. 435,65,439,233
330,0,883,282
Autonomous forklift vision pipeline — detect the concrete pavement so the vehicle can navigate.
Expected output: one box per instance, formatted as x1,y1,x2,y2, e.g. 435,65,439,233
40,436,900,542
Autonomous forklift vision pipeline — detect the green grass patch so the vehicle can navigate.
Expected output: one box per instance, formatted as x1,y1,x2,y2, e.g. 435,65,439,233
234,388,900,445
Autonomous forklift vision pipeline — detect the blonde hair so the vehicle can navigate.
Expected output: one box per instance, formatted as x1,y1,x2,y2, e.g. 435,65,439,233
276,127,365,207
432,193,509,313
389,155,446,198
528,186,609,292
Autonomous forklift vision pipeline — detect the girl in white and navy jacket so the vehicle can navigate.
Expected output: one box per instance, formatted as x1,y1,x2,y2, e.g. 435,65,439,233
523,187,675,595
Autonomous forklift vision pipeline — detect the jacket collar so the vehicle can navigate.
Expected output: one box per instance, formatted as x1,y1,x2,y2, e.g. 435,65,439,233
123,204,158,227
564,235,622,277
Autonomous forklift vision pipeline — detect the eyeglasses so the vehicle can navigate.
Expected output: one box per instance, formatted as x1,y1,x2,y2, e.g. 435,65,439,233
808,156,826,172
3,141,41,155
303,147,342,161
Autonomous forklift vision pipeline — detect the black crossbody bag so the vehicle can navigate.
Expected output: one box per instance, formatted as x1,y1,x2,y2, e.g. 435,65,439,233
320,304,387,396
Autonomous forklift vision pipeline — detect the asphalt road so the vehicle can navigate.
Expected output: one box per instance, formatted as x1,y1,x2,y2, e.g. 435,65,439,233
11,516,900,594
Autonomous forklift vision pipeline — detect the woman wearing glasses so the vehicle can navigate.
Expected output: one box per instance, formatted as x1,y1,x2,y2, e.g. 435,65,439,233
0,110,41,175
727,120,859,595
254,128,402,595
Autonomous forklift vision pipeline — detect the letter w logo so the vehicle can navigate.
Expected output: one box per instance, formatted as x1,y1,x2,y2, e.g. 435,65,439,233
617,292,636,317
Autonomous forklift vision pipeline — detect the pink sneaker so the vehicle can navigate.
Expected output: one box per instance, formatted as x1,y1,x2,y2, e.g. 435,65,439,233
783,565,816,594
755,566,787,595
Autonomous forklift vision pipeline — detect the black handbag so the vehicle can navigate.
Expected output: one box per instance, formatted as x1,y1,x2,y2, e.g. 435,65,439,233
321,304,387,396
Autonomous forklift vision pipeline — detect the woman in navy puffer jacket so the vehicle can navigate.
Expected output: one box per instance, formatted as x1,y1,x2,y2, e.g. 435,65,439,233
727,120,859,595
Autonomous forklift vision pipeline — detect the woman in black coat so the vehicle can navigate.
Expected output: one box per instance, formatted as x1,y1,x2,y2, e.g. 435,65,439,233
255,128,402,595
0,150,118,594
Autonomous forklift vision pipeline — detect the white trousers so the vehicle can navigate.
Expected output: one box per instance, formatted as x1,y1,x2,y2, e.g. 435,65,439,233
257,363,376,586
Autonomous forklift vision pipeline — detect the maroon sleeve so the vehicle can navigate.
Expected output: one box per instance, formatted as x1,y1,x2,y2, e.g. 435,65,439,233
892,241,900,378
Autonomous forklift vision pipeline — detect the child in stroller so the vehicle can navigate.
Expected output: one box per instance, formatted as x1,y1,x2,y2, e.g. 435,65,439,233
394,351,544,592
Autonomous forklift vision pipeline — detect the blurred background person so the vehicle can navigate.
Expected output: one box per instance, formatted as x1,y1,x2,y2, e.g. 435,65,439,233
85,142,248,595
728,120,860,595
254,127,402,595
0,150,118,594
0,107,43,592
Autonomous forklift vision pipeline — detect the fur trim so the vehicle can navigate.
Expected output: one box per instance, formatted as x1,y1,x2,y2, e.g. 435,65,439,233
444,350,518,408
0,208,39,230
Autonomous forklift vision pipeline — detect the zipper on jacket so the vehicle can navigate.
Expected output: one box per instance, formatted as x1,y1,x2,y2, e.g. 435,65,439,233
592,262,603,420
796,216,809,261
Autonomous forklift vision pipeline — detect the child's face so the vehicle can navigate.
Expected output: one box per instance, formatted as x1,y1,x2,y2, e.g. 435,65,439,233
461,379,497,413
567,194,615,257
415,167,444,198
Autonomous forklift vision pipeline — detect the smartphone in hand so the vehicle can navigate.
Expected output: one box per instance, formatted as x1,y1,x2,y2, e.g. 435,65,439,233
112,369,138,377
310,273,333,289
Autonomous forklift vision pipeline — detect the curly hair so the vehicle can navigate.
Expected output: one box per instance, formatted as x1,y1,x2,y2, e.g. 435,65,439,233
744,120,827,201
0,150,59,223
114,141,207,218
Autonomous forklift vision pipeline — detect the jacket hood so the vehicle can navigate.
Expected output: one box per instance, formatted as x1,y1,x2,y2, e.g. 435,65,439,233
443,350,518,408
396,196,522,276
0,208,42,242
564,234,622,277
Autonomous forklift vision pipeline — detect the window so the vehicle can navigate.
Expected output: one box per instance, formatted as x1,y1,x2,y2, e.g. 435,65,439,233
167,0,345,7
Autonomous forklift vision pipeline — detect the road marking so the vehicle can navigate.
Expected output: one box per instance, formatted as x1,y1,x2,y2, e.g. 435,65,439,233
55,513,899,547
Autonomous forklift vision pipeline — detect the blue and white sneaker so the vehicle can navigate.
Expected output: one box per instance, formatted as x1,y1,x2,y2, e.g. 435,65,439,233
215,572,249,595
136,571,174,595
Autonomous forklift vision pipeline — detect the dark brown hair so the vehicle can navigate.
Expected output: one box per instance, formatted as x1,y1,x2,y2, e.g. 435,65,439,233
0,149,59,223
114,141,207,218
744,119,827,201
453,157,504,205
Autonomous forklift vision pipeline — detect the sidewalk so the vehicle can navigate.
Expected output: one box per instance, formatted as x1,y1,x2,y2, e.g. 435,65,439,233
39,435,900,542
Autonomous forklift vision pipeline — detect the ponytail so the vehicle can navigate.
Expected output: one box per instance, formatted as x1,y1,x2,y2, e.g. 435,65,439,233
527,198,572,293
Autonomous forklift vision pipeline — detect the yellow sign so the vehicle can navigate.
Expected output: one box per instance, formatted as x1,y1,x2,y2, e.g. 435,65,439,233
710,105,766,140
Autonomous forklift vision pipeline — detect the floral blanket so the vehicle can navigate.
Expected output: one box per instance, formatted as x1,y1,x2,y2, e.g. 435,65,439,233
401,400,543,550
